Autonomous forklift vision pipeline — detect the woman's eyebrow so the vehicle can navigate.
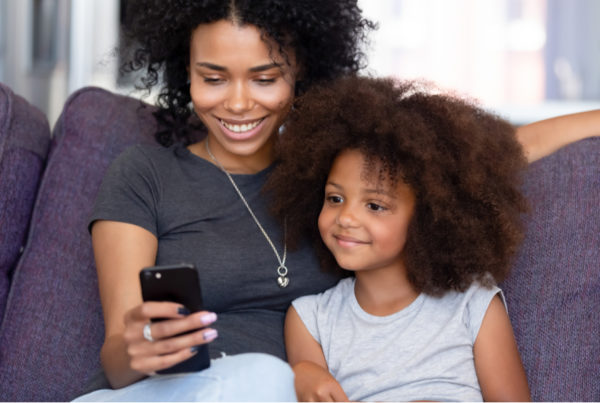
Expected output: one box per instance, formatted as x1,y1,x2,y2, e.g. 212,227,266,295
195,62,226,71
194,62,281,73
249,63,281,72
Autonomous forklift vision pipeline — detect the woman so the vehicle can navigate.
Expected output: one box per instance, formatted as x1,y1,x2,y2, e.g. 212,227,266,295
78,1,374,401
78,0,598,401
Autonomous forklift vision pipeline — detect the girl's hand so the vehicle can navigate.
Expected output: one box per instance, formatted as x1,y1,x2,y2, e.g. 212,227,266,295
293,361,348,402
122,301,218,375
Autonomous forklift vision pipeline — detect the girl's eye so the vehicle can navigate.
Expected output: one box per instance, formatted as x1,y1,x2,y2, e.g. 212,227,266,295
326,195,343,204
367,202,387,212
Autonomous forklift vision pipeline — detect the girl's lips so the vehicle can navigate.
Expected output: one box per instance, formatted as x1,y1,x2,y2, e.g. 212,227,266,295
333,234,368,248
216,117,267,141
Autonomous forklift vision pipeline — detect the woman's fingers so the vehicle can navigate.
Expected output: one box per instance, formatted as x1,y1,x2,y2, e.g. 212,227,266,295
121,302,218,374
125,301,189,323
128,326,218,357
124,301,217,342
134,311,217,342
129,343,201,375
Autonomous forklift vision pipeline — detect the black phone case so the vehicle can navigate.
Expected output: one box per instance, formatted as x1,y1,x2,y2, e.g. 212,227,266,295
139,263,211,374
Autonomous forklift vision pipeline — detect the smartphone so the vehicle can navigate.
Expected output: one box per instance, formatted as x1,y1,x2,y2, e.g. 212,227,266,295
139,263,211,374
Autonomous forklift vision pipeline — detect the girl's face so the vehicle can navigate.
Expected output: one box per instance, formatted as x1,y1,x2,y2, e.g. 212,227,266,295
189,20,298,171
318,149,416,275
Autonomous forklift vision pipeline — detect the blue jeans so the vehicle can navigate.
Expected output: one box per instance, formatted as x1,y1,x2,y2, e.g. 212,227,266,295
73,353,297,401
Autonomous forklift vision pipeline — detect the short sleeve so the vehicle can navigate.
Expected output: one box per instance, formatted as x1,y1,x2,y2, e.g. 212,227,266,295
464,284,506,343
88,145,160,236
291,294,322,344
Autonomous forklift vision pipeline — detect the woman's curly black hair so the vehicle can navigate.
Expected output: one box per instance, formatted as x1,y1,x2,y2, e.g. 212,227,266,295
120,0,375,146
266,75,529,295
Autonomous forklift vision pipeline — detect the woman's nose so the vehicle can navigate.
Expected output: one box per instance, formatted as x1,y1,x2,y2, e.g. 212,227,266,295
224,82,253,113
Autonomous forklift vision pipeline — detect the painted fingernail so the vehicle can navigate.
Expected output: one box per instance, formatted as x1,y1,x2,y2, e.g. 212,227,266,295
200,312,217,325
178,307,191,315
190,346,199,354
203,329,218,341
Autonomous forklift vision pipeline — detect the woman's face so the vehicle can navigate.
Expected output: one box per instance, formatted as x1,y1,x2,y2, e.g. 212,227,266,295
189,20,298,171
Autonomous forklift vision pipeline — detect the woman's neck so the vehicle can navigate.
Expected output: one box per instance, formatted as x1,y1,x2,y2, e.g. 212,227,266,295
188,138,275,174
354,266,419,317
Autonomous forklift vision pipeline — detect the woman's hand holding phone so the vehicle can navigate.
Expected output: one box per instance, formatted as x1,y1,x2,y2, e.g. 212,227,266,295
121,301,217,376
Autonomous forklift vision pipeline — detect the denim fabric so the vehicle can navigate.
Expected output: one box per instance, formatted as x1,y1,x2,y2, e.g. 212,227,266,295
73,353,297,402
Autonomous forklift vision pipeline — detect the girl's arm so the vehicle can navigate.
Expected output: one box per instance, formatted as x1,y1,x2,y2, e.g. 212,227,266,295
473,295,531,401
285,306,349,402
93,220,216,388
516,109,600,162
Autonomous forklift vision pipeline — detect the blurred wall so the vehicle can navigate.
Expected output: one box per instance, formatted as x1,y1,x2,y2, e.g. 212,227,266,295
0,0,119,127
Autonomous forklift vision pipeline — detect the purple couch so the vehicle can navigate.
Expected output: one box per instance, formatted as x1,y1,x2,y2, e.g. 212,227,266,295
0,86,157,401
0,84,598,401
0,83,50,321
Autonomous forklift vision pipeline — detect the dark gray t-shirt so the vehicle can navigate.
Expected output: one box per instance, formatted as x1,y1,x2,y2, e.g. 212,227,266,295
90,143,340,360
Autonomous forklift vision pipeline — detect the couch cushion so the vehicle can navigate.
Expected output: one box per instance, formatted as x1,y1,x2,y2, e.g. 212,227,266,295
0,83,50,320
501,137,600,401
0,87,158,401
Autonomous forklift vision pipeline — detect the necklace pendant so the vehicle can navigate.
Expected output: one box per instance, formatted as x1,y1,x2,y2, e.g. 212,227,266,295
277,275,289,288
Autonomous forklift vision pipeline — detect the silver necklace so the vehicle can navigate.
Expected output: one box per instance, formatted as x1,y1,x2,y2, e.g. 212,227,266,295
205,140,289,288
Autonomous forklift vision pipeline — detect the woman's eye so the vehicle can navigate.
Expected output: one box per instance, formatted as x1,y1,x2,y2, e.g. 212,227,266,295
203,77,224,84
256,78,276,85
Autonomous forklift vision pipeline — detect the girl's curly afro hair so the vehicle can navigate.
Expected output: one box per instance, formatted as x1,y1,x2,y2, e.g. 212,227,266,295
120,0,375,146
266,75,529,295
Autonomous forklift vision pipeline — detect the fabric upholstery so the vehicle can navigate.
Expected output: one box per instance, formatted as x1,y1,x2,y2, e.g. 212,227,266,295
0,87,158,401
501,137,600,401
0,83,50,320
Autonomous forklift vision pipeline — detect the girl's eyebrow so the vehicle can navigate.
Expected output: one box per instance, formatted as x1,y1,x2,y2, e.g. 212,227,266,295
364,188,396,198
195,62,281,72
326,181,395,198
325,181,343,190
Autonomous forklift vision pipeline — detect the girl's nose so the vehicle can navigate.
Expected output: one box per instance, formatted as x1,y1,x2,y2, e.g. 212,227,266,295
336,204,359,228
224,82,253,113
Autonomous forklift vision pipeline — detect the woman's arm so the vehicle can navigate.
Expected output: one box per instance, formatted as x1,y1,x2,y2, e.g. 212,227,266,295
93,220,216,388
473,295,531,401
285,306,348,402
516,109,600,162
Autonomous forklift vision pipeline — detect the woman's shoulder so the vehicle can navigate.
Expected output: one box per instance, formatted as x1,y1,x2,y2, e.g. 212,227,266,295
109,143,189,172
117,142,180,161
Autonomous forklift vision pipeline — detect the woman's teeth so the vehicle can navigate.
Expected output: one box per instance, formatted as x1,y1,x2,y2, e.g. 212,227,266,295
220,119,263,133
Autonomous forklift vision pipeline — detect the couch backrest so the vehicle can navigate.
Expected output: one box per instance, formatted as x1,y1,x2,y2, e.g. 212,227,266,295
0,87,158,401
0,82,51,320
501,137,600,401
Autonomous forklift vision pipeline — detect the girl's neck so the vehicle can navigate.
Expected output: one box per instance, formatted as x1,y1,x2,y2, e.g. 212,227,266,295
188,138,275,174
354,266,419,317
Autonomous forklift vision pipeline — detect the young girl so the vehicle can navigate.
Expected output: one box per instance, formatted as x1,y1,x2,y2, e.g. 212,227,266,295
267,75,532,401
